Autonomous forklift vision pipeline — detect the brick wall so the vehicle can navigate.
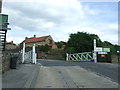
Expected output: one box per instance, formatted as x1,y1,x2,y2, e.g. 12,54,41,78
26,41,45,47
2,52,11,73
0,36,2,73
24,36,58,49
0,51,2,73
6,44,16,50
2,50,22,73
111,55,118,63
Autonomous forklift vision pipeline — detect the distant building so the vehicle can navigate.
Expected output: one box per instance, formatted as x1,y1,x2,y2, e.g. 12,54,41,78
61,44,66,49
21,35,58,49
6,41,16,49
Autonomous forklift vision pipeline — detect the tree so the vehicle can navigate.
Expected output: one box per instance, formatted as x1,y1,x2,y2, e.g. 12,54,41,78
66,32,102,53
65,47,75,54
37,44,51,53
65,31,119,55
101,41,119,54
55,41,66,48
102,41,113,46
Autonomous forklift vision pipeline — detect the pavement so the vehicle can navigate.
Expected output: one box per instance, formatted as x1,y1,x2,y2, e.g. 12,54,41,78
2,63,40,88
35,60,118,88
34,66,118,88
1,59,119,89
38,59,118,83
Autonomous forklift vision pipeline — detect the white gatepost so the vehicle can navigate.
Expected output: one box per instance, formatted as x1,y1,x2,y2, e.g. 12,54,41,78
32,44,36,64
22,43,25,63
66,53,68,61
94,39,97,63
35,53,37,64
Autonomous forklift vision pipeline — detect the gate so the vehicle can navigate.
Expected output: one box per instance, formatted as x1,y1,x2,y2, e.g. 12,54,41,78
22,43,36,64
24,50,32,63
66,52,94,62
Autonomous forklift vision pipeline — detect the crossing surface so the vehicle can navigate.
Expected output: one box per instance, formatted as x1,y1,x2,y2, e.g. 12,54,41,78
34,60,118,88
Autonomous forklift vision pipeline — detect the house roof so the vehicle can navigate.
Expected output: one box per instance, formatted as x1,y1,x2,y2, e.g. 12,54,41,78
6,41,16,46
24,36,49,44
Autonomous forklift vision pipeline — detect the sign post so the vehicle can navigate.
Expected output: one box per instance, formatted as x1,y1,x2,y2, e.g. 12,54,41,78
94,39,97,63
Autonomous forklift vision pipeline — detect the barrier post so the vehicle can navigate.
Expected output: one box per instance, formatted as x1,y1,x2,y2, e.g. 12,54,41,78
32,44,36,64
35,53,37,64
66,53,68,61
22,43,25,63
94,39,97,63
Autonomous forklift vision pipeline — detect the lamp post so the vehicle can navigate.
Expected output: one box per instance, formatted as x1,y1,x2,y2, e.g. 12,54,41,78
117,50,120,63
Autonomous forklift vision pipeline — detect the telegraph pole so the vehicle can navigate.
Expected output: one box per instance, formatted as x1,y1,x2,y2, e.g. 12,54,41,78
0,0,2,13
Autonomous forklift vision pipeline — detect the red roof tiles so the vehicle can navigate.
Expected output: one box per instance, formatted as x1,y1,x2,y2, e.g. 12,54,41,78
24,36,49,44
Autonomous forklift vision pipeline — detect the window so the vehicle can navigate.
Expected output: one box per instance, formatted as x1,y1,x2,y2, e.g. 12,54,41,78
48,39,52,44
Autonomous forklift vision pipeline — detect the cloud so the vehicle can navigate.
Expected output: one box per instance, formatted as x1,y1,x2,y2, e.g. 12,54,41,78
3,0,85,30
2,1,118,45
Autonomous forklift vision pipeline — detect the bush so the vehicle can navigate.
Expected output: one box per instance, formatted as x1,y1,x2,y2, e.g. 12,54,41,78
37,44,51,53
47,49,66,60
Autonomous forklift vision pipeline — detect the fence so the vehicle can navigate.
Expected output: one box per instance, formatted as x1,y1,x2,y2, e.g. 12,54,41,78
66,52,94,62
24,50,32,61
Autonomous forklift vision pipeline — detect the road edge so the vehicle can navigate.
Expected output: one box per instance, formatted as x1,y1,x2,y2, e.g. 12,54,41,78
23,63,40,88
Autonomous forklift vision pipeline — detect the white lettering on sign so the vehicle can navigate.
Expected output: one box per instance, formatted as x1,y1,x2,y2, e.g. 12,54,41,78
98,52,107,54
103,48,110,52
95,47,103,52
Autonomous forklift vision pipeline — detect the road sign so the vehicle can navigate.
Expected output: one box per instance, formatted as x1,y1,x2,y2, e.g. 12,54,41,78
0,14,8,29
95,47,103,52
103,48,110,52
98,52,107,54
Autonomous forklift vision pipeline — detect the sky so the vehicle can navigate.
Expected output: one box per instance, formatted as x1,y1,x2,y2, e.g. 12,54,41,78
2,0,118,45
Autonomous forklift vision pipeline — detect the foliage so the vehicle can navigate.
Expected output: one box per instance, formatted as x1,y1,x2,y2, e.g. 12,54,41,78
55,41,66,48
37,44,51,53
101,41,119,54
66,32,102,53
65,47,75,54
65,31,119,54
102,41,113,46
47,49,66,60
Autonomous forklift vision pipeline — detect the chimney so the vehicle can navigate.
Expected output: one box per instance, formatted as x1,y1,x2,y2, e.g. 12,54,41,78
11,41,13,44
34,35,36,38
25,37,28,39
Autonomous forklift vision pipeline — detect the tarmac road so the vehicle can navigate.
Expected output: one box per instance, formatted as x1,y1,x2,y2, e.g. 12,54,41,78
34,60,118,88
